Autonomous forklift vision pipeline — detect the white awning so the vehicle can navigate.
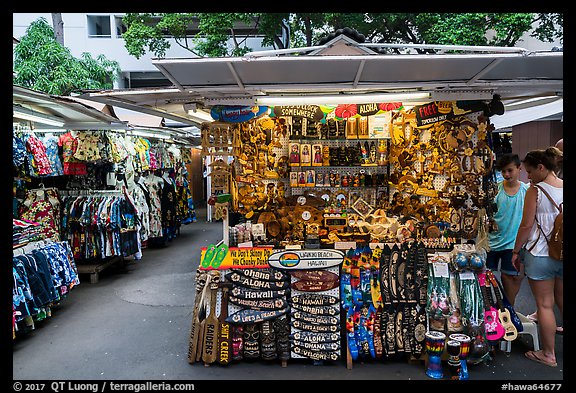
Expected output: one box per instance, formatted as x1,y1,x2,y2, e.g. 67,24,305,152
491,98,563,130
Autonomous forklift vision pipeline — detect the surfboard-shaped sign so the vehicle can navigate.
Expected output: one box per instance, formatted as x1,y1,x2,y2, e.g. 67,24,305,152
290,331,340,343
225,272,289,290
228,296,288,311
268,249,344,270
225,307,288,324
210,105,268,123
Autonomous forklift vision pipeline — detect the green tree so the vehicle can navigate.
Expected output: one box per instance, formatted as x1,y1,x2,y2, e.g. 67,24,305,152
122,13,562,59
13,17,121,96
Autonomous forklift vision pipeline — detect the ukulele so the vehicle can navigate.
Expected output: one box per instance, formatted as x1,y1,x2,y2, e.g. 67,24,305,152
477,272,505,341
486,270,518,341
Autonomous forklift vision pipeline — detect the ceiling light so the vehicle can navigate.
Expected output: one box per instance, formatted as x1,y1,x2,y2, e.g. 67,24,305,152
128,130,172,140
13,107,65,127
254,92,431,106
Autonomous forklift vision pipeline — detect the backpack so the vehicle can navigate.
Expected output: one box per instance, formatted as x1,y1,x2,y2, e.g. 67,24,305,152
528,184,563,261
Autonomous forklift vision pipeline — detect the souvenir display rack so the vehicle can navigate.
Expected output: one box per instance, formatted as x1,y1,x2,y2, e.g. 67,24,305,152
191,100,517,376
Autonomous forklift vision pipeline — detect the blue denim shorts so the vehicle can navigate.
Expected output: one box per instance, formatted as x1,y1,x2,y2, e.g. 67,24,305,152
486,249,519,276
522,250,563,281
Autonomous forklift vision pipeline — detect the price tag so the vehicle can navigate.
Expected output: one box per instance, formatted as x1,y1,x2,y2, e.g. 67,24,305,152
458,271,476,280
432,262,450,278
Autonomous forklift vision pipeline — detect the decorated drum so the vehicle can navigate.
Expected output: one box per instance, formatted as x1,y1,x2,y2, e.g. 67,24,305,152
449,333,471,359
425,330,446,355
446,339,461,358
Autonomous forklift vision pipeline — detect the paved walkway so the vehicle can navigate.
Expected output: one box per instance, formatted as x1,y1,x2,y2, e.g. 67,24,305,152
12,208,563,381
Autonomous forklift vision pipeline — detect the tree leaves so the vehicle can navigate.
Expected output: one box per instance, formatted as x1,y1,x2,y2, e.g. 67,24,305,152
13,17,120,96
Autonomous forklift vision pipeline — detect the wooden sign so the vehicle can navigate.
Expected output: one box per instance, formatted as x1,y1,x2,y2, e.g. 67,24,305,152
292,279,339,292
202,287,220,364
225,272,289,290
292,319,340,333
292,345,340,361
290,294,339,306
290,269,339,282
225,307,288,324
291,311,339,326
291,303,339,316
230,286,289,300
290,331,340,343
217,287,232,365
268,249,344,270
273,105,324,121
291,340,341,352
230,268,289,282
228,295,288,310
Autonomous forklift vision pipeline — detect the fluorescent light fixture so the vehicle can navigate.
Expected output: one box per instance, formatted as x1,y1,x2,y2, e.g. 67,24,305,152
128,130,172,140
13,107,65,127
430,90,494,101
204,97,256,107
254,92,431,106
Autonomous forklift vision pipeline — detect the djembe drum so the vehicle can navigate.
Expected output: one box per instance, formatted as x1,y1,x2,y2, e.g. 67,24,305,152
425,330,446,379
446,340,462,380
449,333,471,380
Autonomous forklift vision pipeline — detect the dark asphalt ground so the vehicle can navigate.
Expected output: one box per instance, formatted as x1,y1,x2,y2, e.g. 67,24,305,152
12,207,565,385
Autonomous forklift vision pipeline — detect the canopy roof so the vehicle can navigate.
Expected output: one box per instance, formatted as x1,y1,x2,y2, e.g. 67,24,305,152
77,40,563,127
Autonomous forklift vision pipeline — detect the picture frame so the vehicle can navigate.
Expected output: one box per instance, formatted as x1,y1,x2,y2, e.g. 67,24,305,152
351,197,374,218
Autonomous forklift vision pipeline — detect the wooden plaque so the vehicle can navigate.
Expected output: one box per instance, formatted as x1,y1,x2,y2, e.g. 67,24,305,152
225,272,289,290
292,319,340,333
291,311,339,326
230,287,289,300
290,294,339,306
290,331,340,343
230,268,289,282
225,307,288,324
268,249,344,270
291,303,339,316
228,296,288,311
292,279,338,292
290,269,339,282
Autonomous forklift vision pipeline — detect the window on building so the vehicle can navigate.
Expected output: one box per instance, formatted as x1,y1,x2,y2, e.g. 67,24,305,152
87,15,112,38
115,16,127,38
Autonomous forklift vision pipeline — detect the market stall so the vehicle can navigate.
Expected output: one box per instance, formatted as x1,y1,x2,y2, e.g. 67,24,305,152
185,98,526,378
76,37,561,378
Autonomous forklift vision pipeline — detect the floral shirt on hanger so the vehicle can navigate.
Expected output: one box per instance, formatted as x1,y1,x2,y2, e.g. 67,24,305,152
58,132,88,175
73,132,102,162
40,136,64,177
25,135,53,176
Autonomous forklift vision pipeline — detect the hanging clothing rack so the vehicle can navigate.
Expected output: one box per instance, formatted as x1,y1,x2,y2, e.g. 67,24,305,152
59,189,124,197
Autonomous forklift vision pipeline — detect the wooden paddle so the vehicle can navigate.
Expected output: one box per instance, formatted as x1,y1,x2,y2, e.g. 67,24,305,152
194,274,212,363
187,272,207,364
217,284,232,365
202,273,221,364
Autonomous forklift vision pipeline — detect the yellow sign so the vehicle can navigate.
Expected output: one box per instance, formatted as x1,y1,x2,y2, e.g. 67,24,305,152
200,247,274,270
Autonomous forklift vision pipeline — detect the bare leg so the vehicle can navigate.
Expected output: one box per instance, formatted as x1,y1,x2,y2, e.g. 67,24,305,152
528,278,557,361
501,270,524,306
554,276,563,328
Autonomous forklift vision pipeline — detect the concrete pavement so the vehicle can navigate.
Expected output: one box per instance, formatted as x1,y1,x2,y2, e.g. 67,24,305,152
12,207,564,381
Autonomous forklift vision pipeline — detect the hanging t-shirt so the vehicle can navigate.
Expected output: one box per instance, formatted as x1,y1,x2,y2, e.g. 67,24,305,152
58,132,88,175
40,136,64,177
25,135,53,176
73,132,102,162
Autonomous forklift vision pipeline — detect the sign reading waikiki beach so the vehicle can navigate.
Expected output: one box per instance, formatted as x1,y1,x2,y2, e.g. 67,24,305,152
268,249,345,270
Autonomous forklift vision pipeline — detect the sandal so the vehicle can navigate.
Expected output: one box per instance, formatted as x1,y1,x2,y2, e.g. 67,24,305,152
525,350,557,367
556,326,563,335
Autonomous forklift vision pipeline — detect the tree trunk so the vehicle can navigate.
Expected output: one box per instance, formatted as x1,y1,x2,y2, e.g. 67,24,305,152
51,13,64,46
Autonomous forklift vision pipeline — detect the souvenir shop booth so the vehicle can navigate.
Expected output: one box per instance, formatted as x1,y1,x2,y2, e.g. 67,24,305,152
76,40,562,378
12,84,198,338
